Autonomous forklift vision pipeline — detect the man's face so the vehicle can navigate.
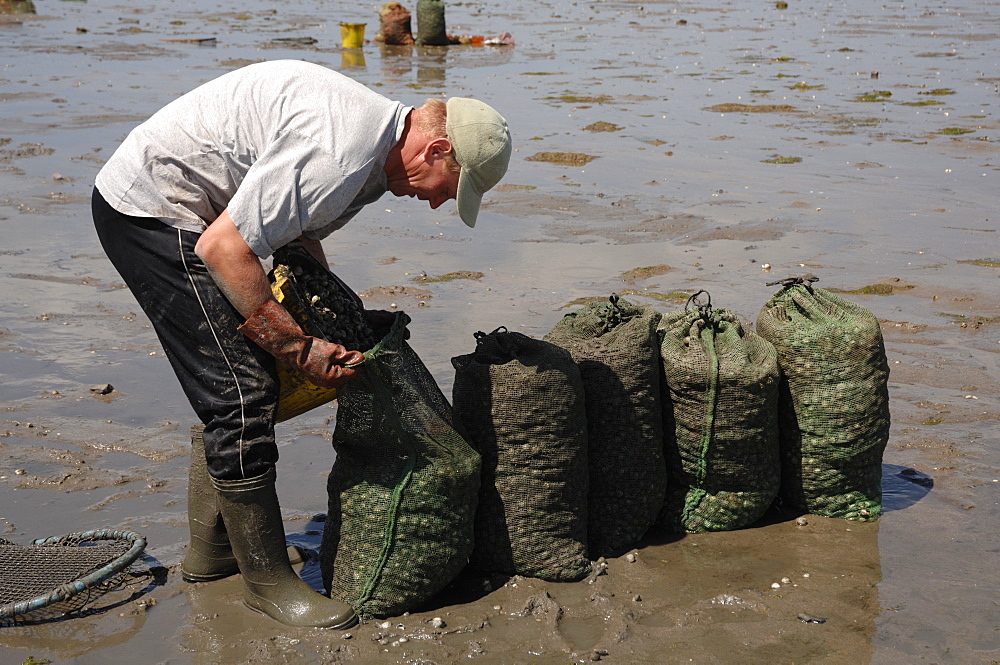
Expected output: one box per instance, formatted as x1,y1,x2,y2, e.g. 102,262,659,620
388,138,460,211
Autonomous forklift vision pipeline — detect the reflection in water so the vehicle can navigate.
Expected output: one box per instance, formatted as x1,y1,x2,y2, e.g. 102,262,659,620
417,65,446,86
377,43,515,89
0,0,36,14
340,49,367,70
379,43,414,59
881,464,933,512
416,46,448,86
415,44,449,60
378,43,414,83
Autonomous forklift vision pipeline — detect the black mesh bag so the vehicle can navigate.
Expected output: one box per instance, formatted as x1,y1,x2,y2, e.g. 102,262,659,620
452,328,591,582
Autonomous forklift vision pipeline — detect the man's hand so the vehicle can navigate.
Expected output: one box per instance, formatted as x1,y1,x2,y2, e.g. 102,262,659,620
239,299,364,388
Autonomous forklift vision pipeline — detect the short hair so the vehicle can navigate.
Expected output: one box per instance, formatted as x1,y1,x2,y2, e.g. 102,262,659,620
414,98,460,173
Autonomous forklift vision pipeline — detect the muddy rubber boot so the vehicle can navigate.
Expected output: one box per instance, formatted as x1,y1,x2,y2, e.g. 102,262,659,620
181,425,239,583
212,469,357,629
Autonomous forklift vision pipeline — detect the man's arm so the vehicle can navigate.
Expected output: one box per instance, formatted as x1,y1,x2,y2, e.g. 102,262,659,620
194,209,273,319
194,209,363,389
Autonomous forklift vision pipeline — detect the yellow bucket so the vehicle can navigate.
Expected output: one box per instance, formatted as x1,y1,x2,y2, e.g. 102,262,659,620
340,22,366,48
270,264,340,423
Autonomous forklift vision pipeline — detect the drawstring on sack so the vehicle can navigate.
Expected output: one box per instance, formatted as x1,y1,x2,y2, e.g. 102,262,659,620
766,275,819,293
685,290,714,321
601,293,625,332
474,326,508,344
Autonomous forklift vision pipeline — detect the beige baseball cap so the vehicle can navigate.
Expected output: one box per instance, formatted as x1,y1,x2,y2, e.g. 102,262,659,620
446,97,512,228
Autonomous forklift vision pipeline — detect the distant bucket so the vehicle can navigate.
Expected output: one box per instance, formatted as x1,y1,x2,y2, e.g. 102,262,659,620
340,22,366,48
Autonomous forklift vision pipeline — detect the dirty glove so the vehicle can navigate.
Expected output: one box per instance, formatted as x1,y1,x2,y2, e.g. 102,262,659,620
238,299,365,389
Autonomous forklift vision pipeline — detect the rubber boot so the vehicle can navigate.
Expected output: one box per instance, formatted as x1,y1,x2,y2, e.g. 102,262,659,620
181,425,239,583
181,425,305,582
212,469,357,629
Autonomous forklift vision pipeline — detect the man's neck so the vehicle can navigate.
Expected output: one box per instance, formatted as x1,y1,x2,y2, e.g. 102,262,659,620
383,109,415,182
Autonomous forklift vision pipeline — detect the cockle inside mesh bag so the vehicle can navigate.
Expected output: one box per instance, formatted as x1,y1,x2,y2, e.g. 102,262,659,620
544,295,667,557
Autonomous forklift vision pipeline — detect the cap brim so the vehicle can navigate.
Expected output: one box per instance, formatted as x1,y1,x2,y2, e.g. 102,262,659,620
456,168,482,228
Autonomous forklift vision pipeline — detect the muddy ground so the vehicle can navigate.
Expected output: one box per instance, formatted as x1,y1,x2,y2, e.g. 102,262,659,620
1,0,998,663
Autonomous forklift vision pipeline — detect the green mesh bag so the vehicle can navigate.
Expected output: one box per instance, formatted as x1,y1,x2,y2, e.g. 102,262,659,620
543,295,667,557
658,293,781,532
756,277,890,521
320,312,481,619
415,0,449,45
452,328,591,582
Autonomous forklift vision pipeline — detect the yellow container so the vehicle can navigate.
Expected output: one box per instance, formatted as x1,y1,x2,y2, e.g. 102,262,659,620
270,264,341,423
340,22,366,48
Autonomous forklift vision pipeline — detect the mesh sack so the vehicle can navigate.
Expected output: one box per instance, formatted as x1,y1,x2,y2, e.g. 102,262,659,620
376,1,414,45
452,328,591,582
415,0,449,45
756,278,890,521
320,312,481,619
658,294,781,532
544,295,667,557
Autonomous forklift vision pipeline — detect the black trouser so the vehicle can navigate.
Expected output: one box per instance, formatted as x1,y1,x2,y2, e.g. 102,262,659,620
92,187,280,480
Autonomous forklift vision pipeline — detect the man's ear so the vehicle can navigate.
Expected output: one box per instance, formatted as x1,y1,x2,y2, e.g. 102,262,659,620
423,137,453,161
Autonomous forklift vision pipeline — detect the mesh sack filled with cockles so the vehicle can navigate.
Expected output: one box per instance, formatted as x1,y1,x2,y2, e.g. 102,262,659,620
544,294,667,557
415,0,449,45
756,277,890,521
658,291,781,533
452,327,591,582
270,244,377,353
320,312,481,619
376,1,415,45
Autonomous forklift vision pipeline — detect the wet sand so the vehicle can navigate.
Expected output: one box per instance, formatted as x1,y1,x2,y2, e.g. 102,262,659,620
1,0,998,663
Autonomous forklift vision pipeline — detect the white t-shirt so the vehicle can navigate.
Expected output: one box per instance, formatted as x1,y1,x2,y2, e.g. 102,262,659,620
95,60,410,258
